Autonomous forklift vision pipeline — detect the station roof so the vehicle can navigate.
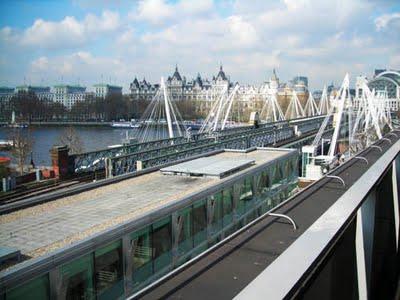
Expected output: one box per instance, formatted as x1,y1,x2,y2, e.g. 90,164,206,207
160,156,255,178
0,148,291,269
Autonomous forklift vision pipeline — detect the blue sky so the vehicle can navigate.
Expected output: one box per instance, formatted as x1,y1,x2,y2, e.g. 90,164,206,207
0,0,399,92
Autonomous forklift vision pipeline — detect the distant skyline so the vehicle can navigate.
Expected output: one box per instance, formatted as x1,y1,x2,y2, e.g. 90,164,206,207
0,0,399,92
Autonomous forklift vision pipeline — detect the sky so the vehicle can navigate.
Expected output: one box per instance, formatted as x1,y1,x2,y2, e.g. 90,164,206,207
0,0,399,92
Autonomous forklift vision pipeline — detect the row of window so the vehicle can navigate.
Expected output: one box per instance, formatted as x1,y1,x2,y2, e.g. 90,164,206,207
3,157,298,300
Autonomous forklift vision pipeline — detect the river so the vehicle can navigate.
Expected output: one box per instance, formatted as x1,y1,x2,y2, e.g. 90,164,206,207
0,126,159,166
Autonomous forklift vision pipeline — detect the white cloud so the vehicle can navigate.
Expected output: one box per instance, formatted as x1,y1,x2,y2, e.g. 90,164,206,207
283,0,310,11
18,10,120,49
132,0,214,25
227,16,258,47
375,12,400,31
135,0,173,24
1,0,399,90
85,10,120,33
27,51,131,89
117,28,135,45
22,17,85,48
31,56,49,71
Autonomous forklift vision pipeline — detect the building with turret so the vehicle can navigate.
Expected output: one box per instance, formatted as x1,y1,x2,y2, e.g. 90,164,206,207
129,65,231,103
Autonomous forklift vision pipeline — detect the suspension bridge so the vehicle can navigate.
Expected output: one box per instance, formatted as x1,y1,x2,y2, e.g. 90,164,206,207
0,73,399,300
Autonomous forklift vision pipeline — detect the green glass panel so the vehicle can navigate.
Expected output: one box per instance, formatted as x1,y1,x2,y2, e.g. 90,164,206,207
178,206,193,254
209,192,223,235
60,254,95,300
238,178,253,215
95,240,124,300
131,226,153,289
152,216,172,272
6,275,49,300
193,200,207,247
272,162,284,185
223,187,233,227
246,210,257,223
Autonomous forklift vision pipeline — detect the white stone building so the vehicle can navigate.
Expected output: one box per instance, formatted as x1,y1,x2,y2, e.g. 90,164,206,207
53,85,87,109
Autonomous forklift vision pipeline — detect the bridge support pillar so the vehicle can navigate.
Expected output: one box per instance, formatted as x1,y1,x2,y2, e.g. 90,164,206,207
50,146,70,180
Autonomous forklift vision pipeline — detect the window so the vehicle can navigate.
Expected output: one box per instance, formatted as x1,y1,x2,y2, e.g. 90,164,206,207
209,192,223,235
152,217,172,272
223,188,233,227
238,178,253,216
95,240,123,300
131,226,153,288
272,163,283,185
177,207,193,254
6,275,49,300
60,254,95,300
192,200,207,246
256,171,270,195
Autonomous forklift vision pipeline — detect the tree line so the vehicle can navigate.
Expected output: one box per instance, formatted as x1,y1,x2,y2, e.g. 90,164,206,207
0,91,206,122
0,91,151,122
0,91,208,123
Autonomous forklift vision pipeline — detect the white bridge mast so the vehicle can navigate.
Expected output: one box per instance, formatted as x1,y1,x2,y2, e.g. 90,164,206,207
161,77,174,139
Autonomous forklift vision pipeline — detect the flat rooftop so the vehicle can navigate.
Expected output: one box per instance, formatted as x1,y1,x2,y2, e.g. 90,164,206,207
0,148,288,267
160,156,255,178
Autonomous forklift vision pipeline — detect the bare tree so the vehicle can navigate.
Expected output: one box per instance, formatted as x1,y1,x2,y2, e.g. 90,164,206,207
58,127,84,154
10,129,34,175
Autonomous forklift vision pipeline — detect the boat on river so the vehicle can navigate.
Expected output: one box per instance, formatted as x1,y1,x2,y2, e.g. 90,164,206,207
111,120,141,128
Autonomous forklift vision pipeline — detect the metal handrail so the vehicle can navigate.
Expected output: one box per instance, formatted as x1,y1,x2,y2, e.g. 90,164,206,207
326,175,346,187
267,213,297,230
354,156,368,165
370,145,383,152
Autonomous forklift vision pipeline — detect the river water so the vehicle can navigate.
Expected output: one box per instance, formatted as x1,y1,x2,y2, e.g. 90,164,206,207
0,126,151,166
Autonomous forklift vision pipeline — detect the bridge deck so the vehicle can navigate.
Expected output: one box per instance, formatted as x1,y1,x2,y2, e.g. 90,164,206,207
136,133,399,300
0,148,286,263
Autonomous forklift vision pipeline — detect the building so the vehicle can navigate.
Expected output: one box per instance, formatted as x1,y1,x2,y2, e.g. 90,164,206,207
129,67,312,119
0,87,14,104
289,76,308,93
260,70,309,113
368,69,400,100
130,78,159,101
355,70,400,112
0,147,298,299
93,83,123,99
14,85,52,101
53,85,87,109
129,65,231,102
0,87,14,101
0,87,14,118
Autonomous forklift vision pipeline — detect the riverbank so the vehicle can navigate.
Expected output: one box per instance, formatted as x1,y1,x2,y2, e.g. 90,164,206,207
0,121,112,127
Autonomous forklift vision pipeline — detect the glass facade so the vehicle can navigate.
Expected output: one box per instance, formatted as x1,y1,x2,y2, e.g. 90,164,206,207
5,275,49,300
3,153,298,300
95,241,124,300
152,217,172,273
131,226,153,289
60,254,95,299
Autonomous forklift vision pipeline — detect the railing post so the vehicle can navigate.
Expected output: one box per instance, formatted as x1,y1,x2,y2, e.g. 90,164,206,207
105,158,113,179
